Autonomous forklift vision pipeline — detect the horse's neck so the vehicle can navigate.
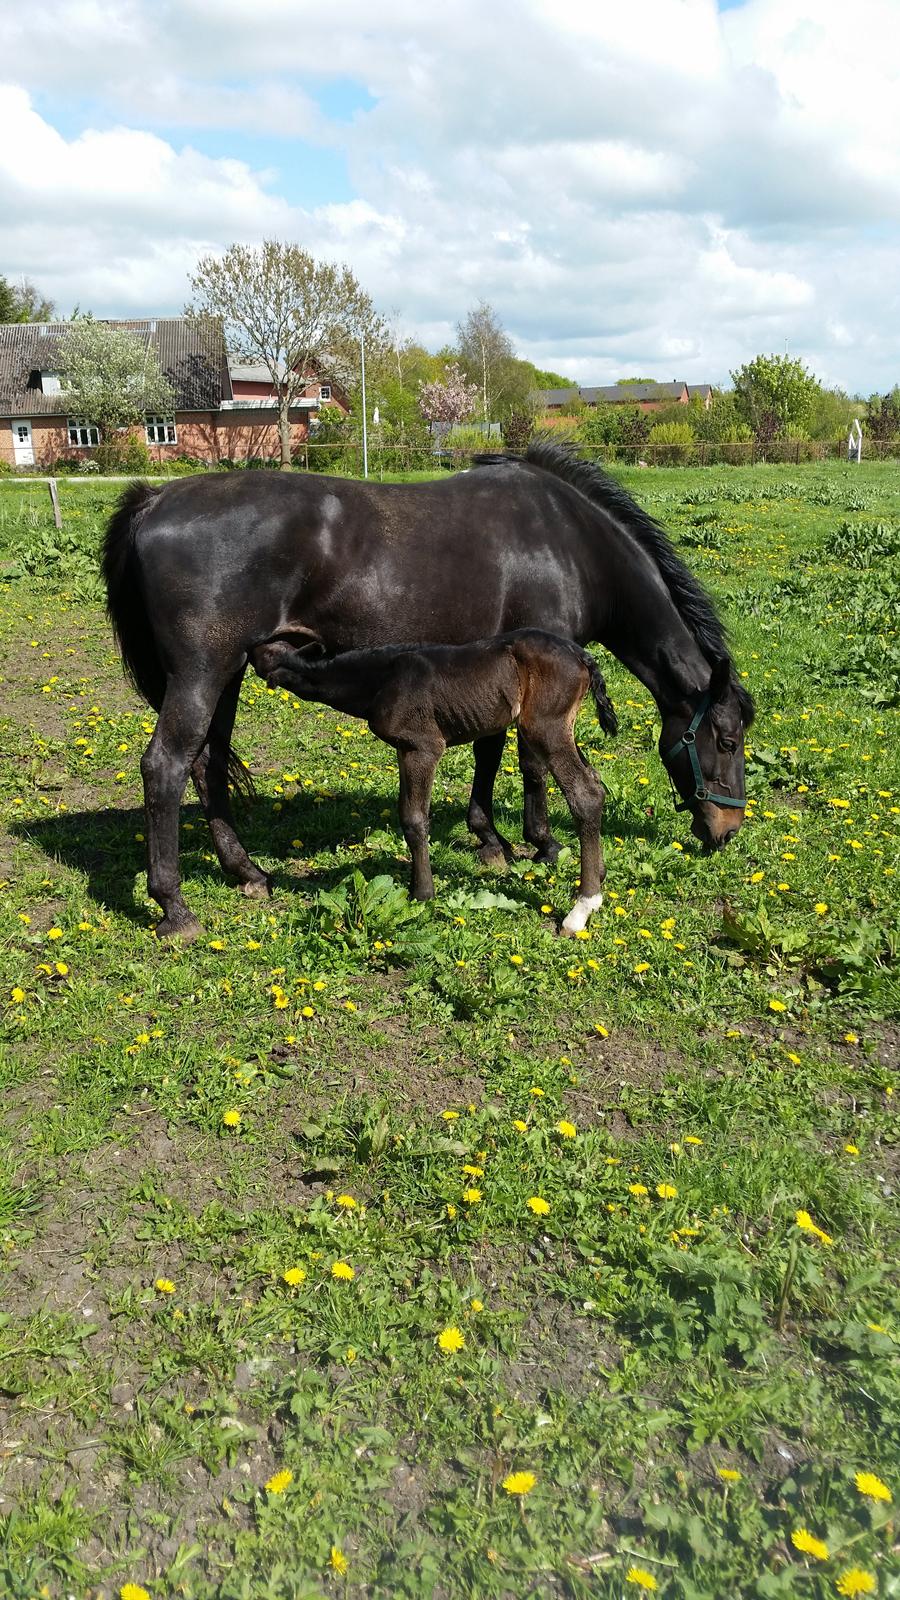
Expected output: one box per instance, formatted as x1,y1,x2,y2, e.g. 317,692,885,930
596,567,712,714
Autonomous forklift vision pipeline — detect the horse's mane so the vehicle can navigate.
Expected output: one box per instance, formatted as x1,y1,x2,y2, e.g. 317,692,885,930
474,438,755,725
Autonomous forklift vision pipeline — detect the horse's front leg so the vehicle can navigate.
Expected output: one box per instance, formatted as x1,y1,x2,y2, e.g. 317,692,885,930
396,745,440,900
518,732,563,863
467,732,515,867
142,672,228,940
549,743,606,937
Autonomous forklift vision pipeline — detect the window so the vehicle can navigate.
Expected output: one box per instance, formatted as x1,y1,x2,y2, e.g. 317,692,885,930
68,419,99,447
319,384,332,401
146,415,177,445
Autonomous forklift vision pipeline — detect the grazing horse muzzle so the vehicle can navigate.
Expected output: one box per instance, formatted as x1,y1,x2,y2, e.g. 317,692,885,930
691,801,745,852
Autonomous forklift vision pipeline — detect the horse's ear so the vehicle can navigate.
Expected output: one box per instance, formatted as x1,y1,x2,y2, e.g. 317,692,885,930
709,655,732,704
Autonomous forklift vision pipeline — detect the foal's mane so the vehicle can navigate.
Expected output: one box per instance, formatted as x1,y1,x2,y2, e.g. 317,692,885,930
474,438,755,724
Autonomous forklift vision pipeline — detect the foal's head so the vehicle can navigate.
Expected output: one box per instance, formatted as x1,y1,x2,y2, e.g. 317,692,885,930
659,656,754,852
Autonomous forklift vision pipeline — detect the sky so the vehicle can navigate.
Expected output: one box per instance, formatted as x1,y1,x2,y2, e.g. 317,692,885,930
2,0,900,394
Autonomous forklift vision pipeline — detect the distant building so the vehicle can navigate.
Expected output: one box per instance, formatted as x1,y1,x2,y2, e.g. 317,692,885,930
0,317,346,469
535,381,714,414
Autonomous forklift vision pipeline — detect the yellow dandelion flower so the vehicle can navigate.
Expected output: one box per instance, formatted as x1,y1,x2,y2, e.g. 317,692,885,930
684,1135,703,1145
512,1119,528,1132
264,1468,293,1495
301,1005,315,1018
836,1569,876,1597
441,1109,460,1120
222,1108,241,1128
282,1267,306,1287
10,987,25,1004
656,1183,678,1200
556,1120,577,1139
462,1165,484,1177
717,1468,741,1481
120,1585,152,1600
446,1203,457,1218
437,1326,465,1353
462,1188,482,1204
208,939,225,950
330,1547,348,1575
795,1210,833,1245
791,1528,829,1561
470,1299,484,1312
502,1470,536,1496
335,1194,357,1209
331,1261,355,1281
273,993,289,1009
854,1470,892,1503
625,1568,658,1591
769,998,787,1012
154,1278,175,1294
527,1196,550,1215
815,902,828,915
844,1143,860,1155
629,1183,648,1197
47,927,63,940
530,1085,544,1097
509,954,524,966
540,903,553,914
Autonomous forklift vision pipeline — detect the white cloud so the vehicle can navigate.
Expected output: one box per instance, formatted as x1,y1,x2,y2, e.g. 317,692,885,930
2,1,900,390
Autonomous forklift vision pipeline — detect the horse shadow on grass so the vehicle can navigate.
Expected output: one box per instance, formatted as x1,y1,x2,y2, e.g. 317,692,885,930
13,788,665,929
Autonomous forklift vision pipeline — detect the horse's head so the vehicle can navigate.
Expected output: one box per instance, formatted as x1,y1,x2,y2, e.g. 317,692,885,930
659,656,753,852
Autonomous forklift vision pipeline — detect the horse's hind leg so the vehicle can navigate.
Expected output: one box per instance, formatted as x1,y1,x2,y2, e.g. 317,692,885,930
141,671,232,941
467,732,515,867
518,732,563,863
191,670,270,899
529,735,606,936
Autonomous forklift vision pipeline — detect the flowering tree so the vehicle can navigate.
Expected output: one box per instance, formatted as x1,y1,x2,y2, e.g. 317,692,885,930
60,317,175,442
418,362,479,432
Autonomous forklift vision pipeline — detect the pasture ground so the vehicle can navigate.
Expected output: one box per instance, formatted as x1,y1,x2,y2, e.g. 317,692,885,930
0,464,897,1600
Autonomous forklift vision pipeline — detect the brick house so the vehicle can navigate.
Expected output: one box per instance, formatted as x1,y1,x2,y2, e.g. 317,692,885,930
535,381,713,414
0,317,346,469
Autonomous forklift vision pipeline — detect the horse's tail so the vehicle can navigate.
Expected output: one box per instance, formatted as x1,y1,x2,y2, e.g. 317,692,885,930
586,652,618,736
102,482,253,795
102,482,167,710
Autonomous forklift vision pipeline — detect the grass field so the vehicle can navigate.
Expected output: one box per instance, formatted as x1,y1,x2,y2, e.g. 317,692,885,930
0,464,897,1600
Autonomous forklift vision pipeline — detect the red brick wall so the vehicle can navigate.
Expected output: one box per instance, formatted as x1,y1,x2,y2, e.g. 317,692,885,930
1,411,312,468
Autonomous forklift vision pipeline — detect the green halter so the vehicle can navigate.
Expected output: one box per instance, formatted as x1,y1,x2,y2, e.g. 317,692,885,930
666,689,746,811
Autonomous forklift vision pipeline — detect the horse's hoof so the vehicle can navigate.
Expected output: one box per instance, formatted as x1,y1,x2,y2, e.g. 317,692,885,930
532,841,562,865
241,876,271,899
475,844,508,871
154,912,203,943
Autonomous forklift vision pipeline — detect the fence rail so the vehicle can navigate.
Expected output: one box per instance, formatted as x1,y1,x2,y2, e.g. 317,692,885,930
4,436,900,485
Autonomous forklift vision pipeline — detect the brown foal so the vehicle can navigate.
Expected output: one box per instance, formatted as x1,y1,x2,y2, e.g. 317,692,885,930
251,628,618,936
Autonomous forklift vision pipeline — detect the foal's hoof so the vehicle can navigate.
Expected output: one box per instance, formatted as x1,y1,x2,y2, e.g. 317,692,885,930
154,912,203,944
475,843,509,871
241,875,272,899
532,840,562,865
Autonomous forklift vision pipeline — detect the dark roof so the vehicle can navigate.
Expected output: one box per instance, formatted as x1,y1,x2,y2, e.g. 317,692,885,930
0,317,231,416
535,381,693,408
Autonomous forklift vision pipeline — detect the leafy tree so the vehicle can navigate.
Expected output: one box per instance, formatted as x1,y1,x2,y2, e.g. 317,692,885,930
865,388,900,443
531,366,577,389
187,240,385,468
807,386,857,441
692,392,752,444
0,274,55,323
59,317,175,460
456,302,515,421
730,353,820,439
418,362,479,431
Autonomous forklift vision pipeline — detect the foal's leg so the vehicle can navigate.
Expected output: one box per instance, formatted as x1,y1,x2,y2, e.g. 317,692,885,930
467,733,515,867
141,671,232,940
518,732,563,863
397,746,440,900
536,738,606,936
191,670,270,899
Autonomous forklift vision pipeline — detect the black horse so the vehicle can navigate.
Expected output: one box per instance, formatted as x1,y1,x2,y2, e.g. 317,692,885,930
102,439,754,939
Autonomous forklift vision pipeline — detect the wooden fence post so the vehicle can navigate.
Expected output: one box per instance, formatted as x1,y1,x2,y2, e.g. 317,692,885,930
48,478,62,530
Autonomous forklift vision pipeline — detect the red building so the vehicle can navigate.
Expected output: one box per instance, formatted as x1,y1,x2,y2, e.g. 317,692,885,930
0,317,345,469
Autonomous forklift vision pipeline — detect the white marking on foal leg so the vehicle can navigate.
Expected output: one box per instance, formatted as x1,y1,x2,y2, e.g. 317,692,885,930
561,892,603,936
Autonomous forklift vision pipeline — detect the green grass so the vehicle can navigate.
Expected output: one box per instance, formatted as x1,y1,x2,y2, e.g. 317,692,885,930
0,462,897,1600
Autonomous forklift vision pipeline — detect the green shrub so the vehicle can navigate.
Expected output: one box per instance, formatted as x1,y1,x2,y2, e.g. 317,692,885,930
648,421,695,464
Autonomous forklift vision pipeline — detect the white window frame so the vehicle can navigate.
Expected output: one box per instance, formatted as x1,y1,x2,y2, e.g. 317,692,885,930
145,415,177,445
319,384,332,401
68,418,100,448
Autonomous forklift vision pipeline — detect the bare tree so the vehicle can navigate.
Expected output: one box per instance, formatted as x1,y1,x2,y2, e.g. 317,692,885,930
187,240,385,468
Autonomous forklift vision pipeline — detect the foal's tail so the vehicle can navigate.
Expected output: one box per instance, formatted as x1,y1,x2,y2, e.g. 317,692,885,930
102,481,166,710
586,653,618,736
102,482,253,796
